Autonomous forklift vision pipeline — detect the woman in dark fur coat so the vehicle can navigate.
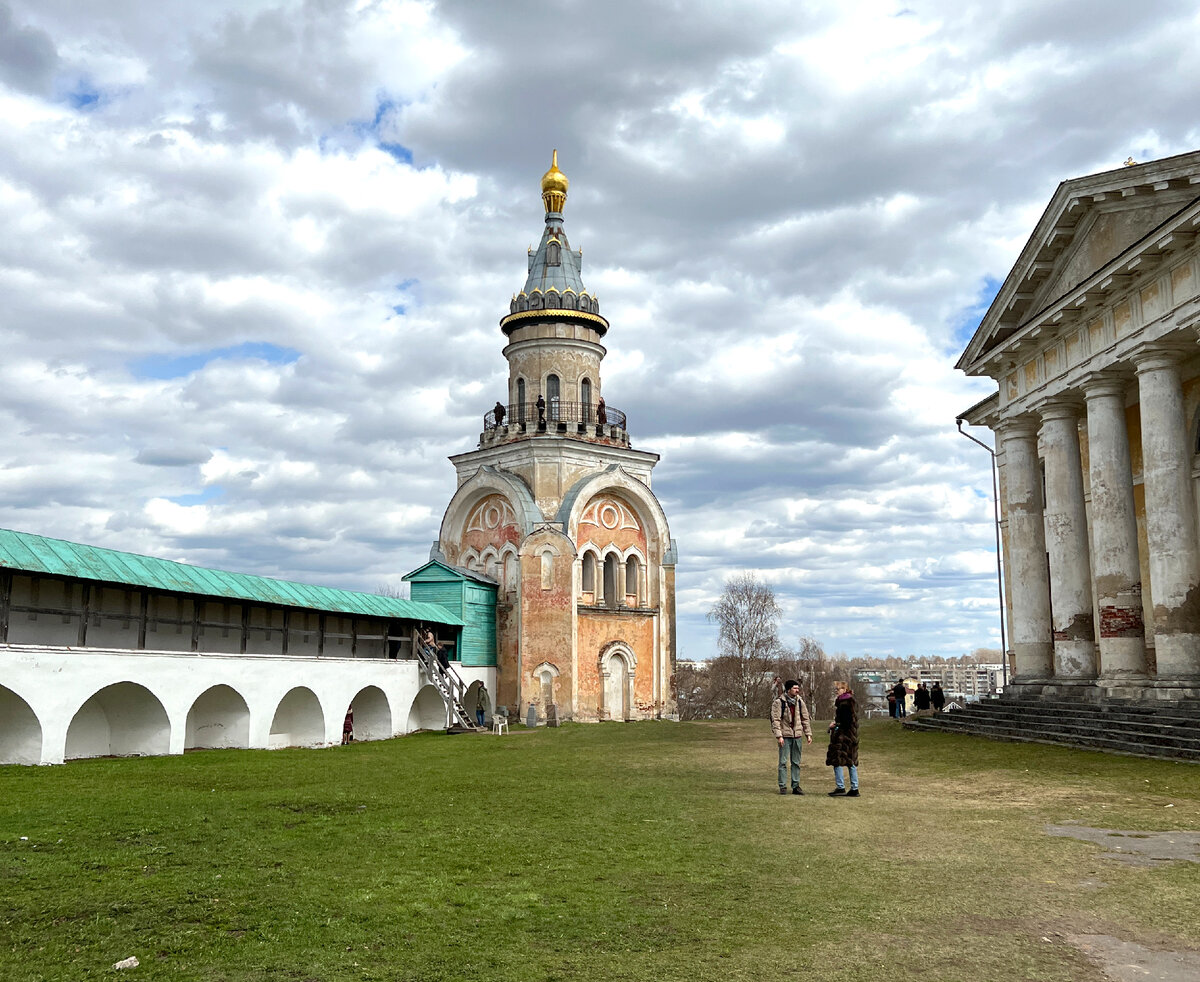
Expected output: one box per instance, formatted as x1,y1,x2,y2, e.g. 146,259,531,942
826,680,860,797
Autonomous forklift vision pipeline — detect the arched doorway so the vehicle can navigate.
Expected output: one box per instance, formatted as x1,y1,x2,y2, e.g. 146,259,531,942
268,687,325,748
603,651,628,721
346,686,392,741
186,685,250,750
66,682,171,760
407,683,447,732
0,686,42,765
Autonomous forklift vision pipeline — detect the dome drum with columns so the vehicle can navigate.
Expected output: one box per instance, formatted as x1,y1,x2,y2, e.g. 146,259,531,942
958,150,1200,703
437,154,677,722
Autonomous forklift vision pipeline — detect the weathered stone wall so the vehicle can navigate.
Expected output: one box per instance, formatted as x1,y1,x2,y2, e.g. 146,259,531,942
517,528,576,719
575,610,657,720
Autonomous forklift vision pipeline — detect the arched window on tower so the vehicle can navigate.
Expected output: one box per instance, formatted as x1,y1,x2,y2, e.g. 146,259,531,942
625,555,641,606
547,374,560,421
546,241,561,266
581,553,596,599
603,554,619,609
581,377,592,422
516,377,526,422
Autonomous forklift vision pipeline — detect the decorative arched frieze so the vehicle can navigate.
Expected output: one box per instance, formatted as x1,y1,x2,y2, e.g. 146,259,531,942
555,466,673,556
438,466,541,559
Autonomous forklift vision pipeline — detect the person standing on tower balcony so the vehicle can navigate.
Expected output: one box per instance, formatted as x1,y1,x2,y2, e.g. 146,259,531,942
596,396,607,426
493,401,506,428
770,680,812,795
536,394,546,424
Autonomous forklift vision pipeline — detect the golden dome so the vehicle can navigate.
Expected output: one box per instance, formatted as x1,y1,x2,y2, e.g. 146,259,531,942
540,149,568,213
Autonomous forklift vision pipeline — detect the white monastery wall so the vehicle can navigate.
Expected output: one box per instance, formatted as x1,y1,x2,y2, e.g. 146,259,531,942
1,643,495,766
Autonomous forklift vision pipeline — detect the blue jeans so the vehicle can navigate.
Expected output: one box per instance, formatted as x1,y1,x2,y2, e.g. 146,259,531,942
476,709,486,726
778,738,803,788
834,765,858,791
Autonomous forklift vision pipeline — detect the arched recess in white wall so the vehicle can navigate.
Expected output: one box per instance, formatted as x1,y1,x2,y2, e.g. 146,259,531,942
269,687,325,748
464,680,487,723
0,686,43,766
346,686,392,742
407,683,447,732
65,682,171,760
185,685,250,750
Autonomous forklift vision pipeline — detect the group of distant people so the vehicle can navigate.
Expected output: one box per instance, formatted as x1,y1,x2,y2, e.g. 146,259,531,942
886,679,945,718
769,679,860,797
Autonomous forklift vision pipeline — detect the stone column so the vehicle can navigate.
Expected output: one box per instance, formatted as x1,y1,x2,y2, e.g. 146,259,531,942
1082,376,1147,678
997,417,1053,680
1039,402,1097,679
1134,349,1200,676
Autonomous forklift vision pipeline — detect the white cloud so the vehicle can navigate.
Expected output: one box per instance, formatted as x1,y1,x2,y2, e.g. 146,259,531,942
2,0,1198,659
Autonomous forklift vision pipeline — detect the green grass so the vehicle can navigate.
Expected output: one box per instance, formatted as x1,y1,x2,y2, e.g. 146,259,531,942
2,720,1198,981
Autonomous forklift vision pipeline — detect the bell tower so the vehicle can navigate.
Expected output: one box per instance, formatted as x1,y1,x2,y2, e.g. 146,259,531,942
435,152,678,723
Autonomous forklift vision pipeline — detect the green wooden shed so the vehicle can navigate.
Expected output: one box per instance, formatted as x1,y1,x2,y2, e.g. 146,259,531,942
402,561,498,667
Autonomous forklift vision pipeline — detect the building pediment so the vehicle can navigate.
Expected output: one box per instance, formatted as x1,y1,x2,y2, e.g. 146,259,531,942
959,151,1200,375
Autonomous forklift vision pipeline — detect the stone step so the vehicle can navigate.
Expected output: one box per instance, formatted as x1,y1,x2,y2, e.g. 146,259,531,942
942,706,1200,733
941,702,1200,726
910,713,1200,748
905,720,1200,761
903,714,1200,761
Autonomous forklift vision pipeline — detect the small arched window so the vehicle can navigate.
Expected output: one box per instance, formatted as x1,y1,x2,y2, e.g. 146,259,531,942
541,551,554,590
603,554,619,609
516,378,526,421
546,241,561,266
547,374,560,420
582,553,596,594
580,377,592,420
625,556,640,604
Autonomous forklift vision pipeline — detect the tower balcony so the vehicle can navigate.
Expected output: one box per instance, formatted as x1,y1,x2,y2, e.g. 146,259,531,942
479,401,630,449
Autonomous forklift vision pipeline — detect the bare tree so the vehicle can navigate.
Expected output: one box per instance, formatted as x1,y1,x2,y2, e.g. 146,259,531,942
675,661,714,720
706,573,783,718
777,636,841,719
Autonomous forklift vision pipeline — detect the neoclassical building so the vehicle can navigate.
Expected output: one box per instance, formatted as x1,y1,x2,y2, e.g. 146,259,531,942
958,150,1200,701
435,153,678,721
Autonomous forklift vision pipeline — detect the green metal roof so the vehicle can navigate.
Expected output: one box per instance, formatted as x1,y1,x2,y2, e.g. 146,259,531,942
0,527,464,626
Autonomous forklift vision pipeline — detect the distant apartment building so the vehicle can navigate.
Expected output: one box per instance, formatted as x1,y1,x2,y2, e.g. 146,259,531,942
910,663,1005,699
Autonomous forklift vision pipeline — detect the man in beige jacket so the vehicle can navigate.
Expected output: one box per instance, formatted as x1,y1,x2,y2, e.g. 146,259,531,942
770,680,813,795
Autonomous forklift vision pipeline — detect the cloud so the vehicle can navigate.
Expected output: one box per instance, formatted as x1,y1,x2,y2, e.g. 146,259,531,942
1,0,1198,659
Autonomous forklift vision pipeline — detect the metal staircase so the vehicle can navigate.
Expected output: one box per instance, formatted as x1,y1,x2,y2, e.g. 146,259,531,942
415,639,481,732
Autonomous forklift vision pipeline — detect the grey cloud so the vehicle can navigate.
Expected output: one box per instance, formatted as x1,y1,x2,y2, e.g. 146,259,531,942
0,3,57,95
134,445,213,467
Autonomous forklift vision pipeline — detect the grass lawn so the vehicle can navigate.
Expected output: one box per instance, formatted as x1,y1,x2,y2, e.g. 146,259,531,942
2,718,1199,981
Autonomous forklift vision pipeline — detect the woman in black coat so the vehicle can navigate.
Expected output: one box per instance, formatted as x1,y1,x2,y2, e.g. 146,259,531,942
826,680,860,797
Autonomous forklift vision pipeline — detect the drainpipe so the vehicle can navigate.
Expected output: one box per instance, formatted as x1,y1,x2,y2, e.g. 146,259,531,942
956,418,1009,688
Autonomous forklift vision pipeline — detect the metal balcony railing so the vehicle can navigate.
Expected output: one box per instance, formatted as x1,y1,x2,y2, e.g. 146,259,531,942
483,400,627,430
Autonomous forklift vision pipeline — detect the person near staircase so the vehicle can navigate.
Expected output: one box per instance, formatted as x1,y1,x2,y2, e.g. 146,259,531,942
475,685,490,727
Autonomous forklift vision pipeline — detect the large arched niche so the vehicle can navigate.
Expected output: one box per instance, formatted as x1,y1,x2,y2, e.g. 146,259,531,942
0,686,43,765
556,467,672,555
347,686,392,741
65,682,170,760
268,687,325,749
185,685,251,750
406,684,447,732
438,466,540,564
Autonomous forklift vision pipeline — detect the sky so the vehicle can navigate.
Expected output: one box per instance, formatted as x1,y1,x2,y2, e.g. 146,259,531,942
2,0,1199,661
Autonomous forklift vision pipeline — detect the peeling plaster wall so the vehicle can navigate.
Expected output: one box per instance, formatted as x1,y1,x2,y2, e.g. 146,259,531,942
575,611,657,720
